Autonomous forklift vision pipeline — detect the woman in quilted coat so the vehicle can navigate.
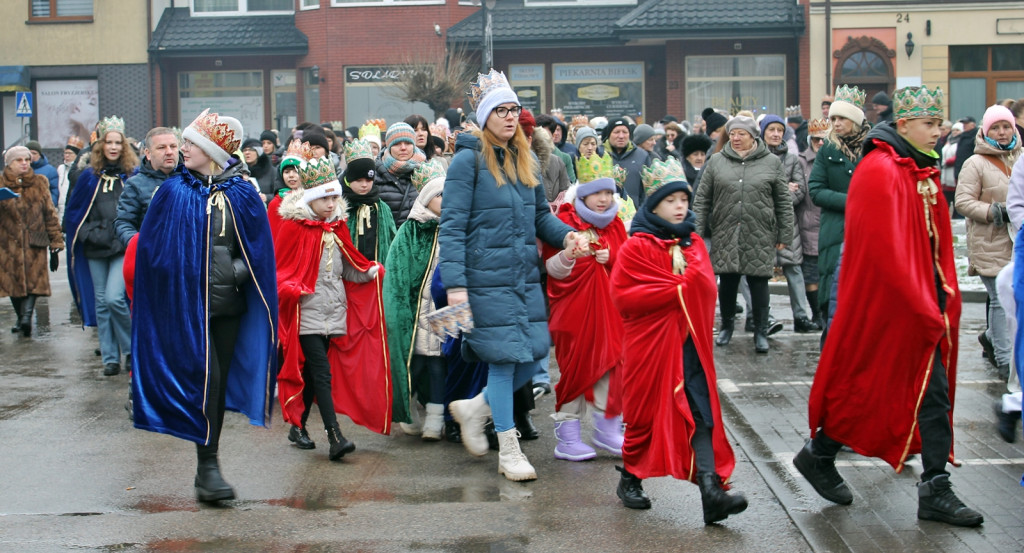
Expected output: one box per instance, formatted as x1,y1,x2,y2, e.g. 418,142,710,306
693,115,793,353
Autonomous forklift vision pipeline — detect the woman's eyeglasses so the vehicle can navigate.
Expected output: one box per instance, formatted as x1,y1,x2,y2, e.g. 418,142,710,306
494,106,522,118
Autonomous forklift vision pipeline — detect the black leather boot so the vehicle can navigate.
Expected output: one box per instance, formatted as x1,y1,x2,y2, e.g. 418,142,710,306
326,424,355,460
288,425,316,449
792,440,852,504
10,296,23,333
444,419,462,443
715,319,734,346
195,444,235,502
615,465,651,509
753,310,769,354
697,472,748,524
484,419,499,451
515,410,539,440
18,295,36,337
917,475,983,527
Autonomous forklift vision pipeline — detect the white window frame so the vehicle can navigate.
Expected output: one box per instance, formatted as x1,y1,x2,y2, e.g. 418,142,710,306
523,0,636,6
685,54,787,119
330,0,444,7
190,0,293,16
300,0,320,9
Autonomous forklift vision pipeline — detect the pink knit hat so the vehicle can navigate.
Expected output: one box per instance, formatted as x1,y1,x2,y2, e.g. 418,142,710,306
982,105,1015,136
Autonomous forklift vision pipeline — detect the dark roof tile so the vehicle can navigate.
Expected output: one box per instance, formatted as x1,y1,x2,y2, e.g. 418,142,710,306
149,7,307,55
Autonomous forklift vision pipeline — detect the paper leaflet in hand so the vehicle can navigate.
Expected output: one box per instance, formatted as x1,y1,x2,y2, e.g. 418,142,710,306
0,188,20,201
425,302,474,340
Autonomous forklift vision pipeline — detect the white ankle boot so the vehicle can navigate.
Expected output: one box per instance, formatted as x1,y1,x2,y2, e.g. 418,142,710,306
399,401,423,436
422,403,445,441
449,393,491,456
497,429,537,481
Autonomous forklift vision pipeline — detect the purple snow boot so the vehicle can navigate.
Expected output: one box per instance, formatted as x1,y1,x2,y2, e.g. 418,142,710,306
553,419,597,461
592,413,624,456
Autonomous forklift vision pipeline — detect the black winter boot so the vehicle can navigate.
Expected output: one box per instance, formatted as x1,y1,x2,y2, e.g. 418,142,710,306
715,319,734,346
484,419,499,450
18,295,36,337
515,411,539,440
444,419,462,443
697,472,748,524
615,465,651,509
10,296,23,333
288,425,316,449
326,424,355,460
194,444,235,502
792,440,852,505
917,475,984,527
753,310,769,354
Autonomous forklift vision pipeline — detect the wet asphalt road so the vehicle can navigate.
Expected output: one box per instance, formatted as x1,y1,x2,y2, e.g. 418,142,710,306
1,272,1021,552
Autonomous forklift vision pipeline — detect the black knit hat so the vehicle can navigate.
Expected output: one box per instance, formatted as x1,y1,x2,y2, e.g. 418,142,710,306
682,134,713,159
601,117,633,142
301,129,330,151
259,130,278,145
241,138,261,152
701,108,728,136
871,90,892,106
343,157,376,184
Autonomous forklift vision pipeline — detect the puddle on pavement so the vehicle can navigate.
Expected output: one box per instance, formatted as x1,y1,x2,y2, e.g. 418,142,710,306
129,495,200,514
261,484,501,511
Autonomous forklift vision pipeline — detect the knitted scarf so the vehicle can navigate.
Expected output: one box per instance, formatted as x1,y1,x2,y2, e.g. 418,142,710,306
574,196,619,229
831,125,870,163
380,147,426,176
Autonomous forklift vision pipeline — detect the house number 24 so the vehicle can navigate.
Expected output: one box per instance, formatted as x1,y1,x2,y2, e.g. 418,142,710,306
897,13,910,23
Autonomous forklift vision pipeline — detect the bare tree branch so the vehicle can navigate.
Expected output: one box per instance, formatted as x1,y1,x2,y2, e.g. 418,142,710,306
388,43,478,119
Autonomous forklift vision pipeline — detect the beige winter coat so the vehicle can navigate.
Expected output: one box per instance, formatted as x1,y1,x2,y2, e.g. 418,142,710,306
954,129,1022,277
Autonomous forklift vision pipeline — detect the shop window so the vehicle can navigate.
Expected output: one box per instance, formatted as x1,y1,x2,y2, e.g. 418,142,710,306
179,70,265,138
553,62,646,120
950,45,1024,119
993,45,1024,72
686,55,785,119
29,0,92,21
950,46,988,72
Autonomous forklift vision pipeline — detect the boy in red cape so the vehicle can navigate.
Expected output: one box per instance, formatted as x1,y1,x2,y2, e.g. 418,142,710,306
542,152,627,461
610,158,746,524
795,86,983,527
275,150,391,460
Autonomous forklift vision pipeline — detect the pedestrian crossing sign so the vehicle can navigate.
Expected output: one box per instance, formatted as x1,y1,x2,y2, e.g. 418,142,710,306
16,92,32,117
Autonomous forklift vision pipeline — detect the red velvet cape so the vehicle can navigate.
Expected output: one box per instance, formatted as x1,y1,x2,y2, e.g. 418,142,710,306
808,139,961,471
275,216,393,435
541,203,627,415
611,233,735,482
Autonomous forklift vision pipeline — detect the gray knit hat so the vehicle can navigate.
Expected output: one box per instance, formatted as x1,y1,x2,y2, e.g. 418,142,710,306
632,124,662,146
725,116,760,138
574,126,598,148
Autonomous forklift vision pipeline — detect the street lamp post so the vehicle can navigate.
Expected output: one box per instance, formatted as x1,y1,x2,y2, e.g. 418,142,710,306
480,0,497,73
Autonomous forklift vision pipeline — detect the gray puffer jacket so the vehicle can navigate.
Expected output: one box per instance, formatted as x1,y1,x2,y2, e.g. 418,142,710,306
770,143,806,266
693,138,794,277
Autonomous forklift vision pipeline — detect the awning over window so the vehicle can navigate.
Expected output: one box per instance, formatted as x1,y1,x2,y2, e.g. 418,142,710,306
0,66,30,92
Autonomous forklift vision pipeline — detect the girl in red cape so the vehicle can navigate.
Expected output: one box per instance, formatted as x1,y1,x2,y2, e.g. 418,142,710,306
275,152,391,461
794,86,983,528
541,153,627,461
610,158,746,524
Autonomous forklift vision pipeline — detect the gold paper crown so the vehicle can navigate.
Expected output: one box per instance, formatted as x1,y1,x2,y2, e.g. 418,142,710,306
785,105,802,118
570,114,589,128
66,135,85,149
298,156,339,190
367,119,387,133
189,109,241,155
612,165,627,189
808,118,831,135
97,116,126,139
641,157,688,197
576,153,615,184
411,158,447,192
359,123,382,140
344,139,375,164
429,123,448,140
468,69,512,110
833,85,867,110
892,86,944,120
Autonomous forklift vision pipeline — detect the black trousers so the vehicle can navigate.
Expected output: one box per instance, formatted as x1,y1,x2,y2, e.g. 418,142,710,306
718,274,769,323
683,338,716,474
198,315,242,458
299,334,339,431
813,346,952,482
410,354,447,405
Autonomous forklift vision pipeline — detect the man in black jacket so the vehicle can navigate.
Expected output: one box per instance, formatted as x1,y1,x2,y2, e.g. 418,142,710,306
115,127,181,246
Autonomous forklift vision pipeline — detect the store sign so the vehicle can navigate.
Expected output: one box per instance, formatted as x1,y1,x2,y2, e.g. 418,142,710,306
509,64,545,115
345,66,408,84
36,80,98,149
553,62,644,120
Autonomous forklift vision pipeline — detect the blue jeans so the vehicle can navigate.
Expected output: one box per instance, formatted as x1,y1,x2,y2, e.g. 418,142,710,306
87,256,131,365
533,352,551,386
782,264,811,320
484,361,540,432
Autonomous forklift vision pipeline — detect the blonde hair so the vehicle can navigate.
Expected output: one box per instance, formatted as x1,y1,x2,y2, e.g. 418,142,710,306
476,125,539,188
90,131,139,174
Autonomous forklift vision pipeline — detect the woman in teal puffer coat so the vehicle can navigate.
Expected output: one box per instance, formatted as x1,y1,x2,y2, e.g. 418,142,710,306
809,86,869,324
440,72,579,482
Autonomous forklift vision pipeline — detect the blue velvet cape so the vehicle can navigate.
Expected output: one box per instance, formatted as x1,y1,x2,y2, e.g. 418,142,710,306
1012,230,1024,486
130,166,279,445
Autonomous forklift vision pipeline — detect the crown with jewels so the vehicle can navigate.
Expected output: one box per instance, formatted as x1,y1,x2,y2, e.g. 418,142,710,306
570,114,589,128
359,123,382,140
367,119,387,133
412,158,447,192
641,157,688,197
66,135,85,150
808,118,831,136
188,109,241,154
576,153,615,185
892,85,944,119
785,105,803,118
96,115,126,138
833,85,867,110
468,69,512,110
612,164,627,190
298,155,339,190
344,139,375,164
